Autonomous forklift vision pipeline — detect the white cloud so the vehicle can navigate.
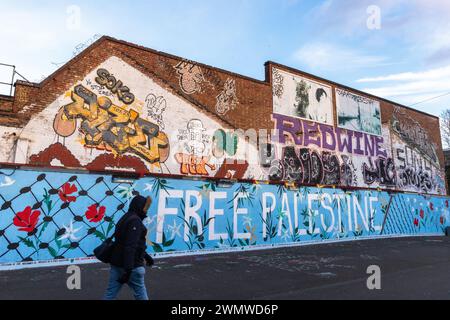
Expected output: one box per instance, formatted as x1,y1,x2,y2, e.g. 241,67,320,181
357,64,450,115
0,4,103,88
357,65,450,83
293,42,388,71
362,80,450,98
308,0,450,67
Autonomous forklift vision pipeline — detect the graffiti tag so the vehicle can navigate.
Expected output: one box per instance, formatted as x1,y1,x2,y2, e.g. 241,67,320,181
216,79,239,115
95,68,135,104
174,60,205,95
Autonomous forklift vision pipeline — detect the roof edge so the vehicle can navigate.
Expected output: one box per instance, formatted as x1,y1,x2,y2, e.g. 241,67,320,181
9,35,440,121
103,36,269,86
35,35,109,89
0,94,14,101
15,35,270,94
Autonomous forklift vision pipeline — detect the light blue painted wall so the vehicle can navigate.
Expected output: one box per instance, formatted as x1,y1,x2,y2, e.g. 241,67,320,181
0,168,448,267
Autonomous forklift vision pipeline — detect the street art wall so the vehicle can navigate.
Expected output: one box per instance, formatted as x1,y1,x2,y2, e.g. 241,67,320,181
0,53,445,197
0,56,261,181
269,67,446,195
390,106,445,194
0,167,448,267
0,38,446,270
267,113,393,189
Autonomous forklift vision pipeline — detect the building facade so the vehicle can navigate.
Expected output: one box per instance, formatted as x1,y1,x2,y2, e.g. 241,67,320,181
0,36,448,269
0,36,445,195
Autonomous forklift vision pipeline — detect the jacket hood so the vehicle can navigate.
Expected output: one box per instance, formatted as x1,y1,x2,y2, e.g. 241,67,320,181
128,195,148,219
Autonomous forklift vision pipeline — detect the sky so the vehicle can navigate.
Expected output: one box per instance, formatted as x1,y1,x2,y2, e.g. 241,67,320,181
1,0,450,117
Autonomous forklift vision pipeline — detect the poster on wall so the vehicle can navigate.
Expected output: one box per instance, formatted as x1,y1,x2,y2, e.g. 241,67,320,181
272,68,333,125
336,88,382,136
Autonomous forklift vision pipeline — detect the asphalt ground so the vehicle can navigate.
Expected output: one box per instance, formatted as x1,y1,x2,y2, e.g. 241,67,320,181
1,236,450,300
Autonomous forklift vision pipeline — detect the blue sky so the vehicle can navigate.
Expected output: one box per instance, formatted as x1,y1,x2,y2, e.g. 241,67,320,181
1,0,450,117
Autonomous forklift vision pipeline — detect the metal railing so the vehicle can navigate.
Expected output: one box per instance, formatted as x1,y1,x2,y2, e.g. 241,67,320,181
0,63,30,96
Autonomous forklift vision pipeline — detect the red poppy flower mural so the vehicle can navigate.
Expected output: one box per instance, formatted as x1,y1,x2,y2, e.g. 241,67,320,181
441,216,445,225
414,218,419,227
420,209,425,219
85,204,106,223
429,203,434,211
13,207,41,233
58,183,78,203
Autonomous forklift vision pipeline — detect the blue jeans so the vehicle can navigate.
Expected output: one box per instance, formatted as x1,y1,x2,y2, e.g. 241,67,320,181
104,266,149,300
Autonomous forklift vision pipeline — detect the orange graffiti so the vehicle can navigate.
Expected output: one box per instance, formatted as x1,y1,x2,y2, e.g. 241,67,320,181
174,153,216,176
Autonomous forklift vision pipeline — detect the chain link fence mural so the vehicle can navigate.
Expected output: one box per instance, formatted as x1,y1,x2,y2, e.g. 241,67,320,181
0,167,449,269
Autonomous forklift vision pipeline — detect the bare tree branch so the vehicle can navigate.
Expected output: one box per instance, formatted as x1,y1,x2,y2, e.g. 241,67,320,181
440,110,450,149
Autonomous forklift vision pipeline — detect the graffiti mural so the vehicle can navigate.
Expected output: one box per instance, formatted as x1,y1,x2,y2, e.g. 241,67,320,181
174,60,206,95
145,94,167,130
272,68,284,99
362,157,396,186
391,107,438,165
10,56,259,180
54,84,169,164
272,113,388,157
393,139,444,194
0,52,446,197
267,113,394,188
214,159,249,179
390,107,445,195
95,68,135,105
267,146,358,186
175,119,216,176
215,79,239,116
273,68,333,125
336,89,382,136
0,168,448,268
212,129,238,158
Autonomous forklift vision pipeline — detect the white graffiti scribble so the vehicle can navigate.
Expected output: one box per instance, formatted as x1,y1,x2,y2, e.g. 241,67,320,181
272,68,284,99
145,94,167,129
177,119,211,156
216,78,239,115
174,60,205,95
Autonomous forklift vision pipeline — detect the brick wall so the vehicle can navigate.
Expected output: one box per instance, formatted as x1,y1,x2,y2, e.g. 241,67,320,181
0,35,445,194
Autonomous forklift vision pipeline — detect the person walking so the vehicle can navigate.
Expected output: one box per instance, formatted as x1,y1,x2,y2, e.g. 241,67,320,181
103,195,154,300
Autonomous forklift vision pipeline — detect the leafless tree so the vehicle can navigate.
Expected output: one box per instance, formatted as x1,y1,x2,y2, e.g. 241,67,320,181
441,109,450,149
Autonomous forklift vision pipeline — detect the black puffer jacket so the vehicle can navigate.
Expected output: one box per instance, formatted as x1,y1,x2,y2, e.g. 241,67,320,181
110,196,149,271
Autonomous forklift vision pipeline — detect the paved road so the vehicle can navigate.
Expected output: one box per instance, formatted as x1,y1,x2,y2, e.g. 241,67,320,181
1,236,450,300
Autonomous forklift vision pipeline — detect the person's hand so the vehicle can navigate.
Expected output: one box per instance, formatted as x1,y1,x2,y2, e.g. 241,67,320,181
145,255,154,267
118,270,131,284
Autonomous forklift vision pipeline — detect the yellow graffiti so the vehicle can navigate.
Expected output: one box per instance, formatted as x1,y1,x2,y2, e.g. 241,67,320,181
55,84,169,164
